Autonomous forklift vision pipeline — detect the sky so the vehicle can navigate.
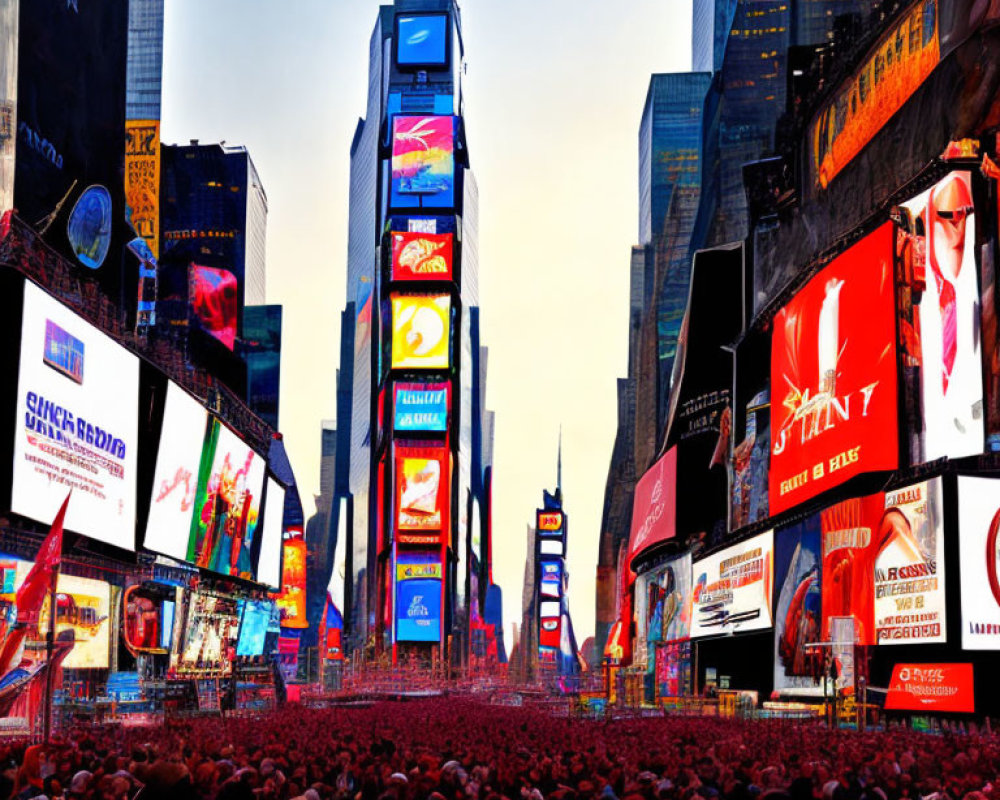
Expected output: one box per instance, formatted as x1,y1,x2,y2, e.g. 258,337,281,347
161,0,694,644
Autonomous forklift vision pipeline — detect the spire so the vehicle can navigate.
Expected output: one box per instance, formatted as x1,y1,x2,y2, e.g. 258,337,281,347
556,425,562,499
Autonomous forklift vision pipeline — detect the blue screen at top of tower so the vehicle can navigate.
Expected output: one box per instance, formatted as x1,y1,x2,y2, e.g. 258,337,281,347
396,14,448,67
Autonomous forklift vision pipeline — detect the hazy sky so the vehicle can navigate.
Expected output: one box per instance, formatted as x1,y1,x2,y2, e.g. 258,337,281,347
161,0,694,643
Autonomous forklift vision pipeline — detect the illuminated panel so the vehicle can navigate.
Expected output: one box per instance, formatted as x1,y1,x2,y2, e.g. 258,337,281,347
390,294,451,370
390,231,454,282
394,444,449,544
396,13,448,68
393,382,449,433
691,530,774,639
390,116,456,209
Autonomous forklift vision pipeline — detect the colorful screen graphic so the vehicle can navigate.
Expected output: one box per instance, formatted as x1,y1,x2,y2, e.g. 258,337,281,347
187,420,266,580
145,382,209,562
540,561,562,598
391,294,451,369
395,445,448,540
13,282,139,551
67,185,113,269
391,232,454,282
395,556,442,643
390,116,456,209
770,224,898,515
539,615,561,649
396,13,448,67
125,120,161,257
628,448,677,567
957,476,1000,650
885,663,974,713
691,531,774,638
773,516,824,695
189,264,238,350
123,585,171,655
236,599,275,657
393,382,449,432
273,533,308,629
537,511,563,535
176,593,240,676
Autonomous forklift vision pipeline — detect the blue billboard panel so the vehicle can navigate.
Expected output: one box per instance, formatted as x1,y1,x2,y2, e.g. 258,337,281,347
540,561,562,599
396,14,448,68
396,577,442,642
236,599,275,657
394,382,449,433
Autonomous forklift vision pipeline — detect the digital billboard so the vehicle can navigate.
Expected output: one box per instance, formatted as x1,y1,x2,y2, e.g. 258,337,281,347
770,224,898,515
899,172,983,462
176,593,240,676
394,445,448,541
390,294,451,369
242,305,282,431
145,382,209,562
390,116,456,209
189,264,238,351
13,282,139,551
691,530,774,638
187,420,266,580
123,585,174,656
125,120,161,258
540,561,562,599
390,232,454,282
773,516,823,695
540,539,563,556
875,480,946,644
885,663,974,714
395,13,449,68
957,476,1000,649
395,553,442,643
393,382,449,433
257,479,285,591
273,534,307,629
236,599,275,657
537,511,563,536
627,448,677,568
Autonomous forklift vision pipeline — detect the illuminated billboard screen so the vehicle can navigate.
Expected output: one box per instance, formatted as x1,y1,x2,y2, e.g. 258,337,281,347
13,282,139,551
186,419,266,580
273,534,308,629
257,479,285,591
176,593,240,676
393,382,449,433
145,382,208,562
885,663,974,714
390,232,454,282
539,561,562,598
627,448,677,567
899,172,983,462
540,539,563,556
391,294,451,369
236,599,275,657
770,223,898,515
394,445,449,542
539,616,561,649
390,116,456,209
774,516,823,695
957,476,1000,650
691,530,774,638
537,511,563,536
189,264,238,351
396,13,448,68
395,555,442,643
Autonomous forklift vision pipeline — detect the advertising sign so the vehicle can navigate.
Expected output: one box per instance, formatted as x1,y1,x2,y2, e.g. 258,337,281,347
176,593,240,676
537,511,563,535
395,445,448,538
12,282,139,551
661,553,693,643
257,479,285,590
770,224,898,515
187,420,266,580
236,599,275,657
539,616,561,649
189,264,238,351
875,480,946,644
885,663,974,713
957,476,1000,649
391,294,451,370
145,382,208,562
272,533,308,629
899,172,983,462
396,13,449,68
396,560,442,581
125,120,160,257
628,447,677,567
691,530,774,638
390,231,454,282
393,382,449,432
774,516,824,695
540,561,562,599
395,576,441,642
390,116,456,208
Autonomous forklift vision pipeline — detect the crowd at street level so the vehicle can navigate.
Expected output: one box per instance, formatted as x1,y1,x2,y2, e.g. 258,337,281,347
0,700,999,800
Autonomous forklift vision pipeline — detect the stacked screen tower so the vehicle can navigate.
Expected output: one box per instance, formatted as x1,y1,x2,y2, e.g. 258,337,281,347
330,0,496,669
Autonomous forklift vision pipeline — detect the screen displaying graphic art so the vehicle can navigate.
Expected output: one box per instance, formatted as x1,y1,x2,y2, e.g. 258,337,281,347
13,282,139,551
122,584,174,656
390,232,454,282
189,264,238,351
125,120,161,257
770,224,898,515
396,13,448,68
395,445,448,540
691,530,774,638
391,294,451,369
145,382,209,562
540,561,562,599
67,186,113,269
390,116,456,209
628,448,677,566
899,172,983,462
539,615,561,649
236,599,276,657
257,479,285,591
393,382,449,433
176,593,240,676
774,516,824,695
187,420,266,580
537,511,564,536
957,476,1000,650
395,553,442,642
273,534,308,629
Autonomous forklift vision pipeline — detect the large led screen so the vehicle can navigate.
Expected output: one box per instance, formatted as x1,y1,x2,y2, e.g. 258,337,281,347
774,516,824,695
957,476,1000,650
257,479,285,590
391,294,451,369
691,530,774,638
187,420,266,580
236,599,275,657
395,445,448,542
899,172,983,462
13,282,139,550
396,13,448,67
390,116,456,209
176,593,240,676
390,232,454,282
189,264,238,351
770,223,898,515
539,561,562,599
393,382,449,433
884,663,974,714
145,382,208,561
395,555,443,643
628,448,677,567
537,511,564,536
273,534,308,629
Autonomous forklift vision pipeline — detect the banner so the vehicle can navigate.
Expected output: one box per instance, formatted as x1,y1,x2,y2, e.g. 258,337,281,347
691,530,774,638
393,382,449,432
770,224,898,515
885,663,974,713
390,231,454,282
125,120,160,257
390,294,451,369
390,115,456,209
875,480,946,644
628,447,677,567
395,445,448,538
957,476,1000,649
773,516,824,695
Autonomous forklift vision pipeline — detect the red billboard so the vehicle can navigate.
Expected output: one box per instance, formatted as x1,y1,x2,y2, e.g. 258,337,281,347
189,264,238,350
885,663,974,714
770,223,898,515
390,231,454,282
394,444,449,544
628,447,677,569
539,617,561,648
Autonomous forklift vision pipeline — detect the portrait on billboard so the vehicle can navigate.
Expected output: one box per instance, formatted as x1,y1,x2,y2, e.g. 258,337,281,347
189,264,238,351
395,445,448,534
391,294,451,370
770,224,898,515
390,231,454,282
773,516,823,695
390,116,456,209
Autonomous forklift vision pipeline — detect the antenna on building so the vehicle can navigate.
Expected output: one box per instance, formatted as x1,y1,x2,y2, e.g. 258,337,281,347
556,425,562,500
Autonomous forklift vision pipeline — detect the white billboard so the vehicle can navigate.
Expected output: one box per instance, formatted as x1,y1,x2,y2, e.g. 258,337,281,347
958,476,1000,650
691,530,774,638
144,382,207,561
257,478,284,590
12,282,139,550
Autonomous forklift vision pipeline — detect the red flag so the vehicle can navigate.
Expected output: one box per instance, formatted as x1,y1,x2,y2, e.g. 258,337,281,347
17,493,69,630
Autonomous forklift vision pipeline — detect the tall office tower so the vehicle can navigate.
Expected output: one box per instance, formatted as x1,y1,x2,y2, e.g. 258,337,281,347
331,0,495,667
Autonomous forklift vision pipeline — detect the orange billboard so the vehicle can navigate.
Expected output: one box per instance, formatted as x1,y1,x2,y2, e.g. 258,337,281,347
125,120,160,257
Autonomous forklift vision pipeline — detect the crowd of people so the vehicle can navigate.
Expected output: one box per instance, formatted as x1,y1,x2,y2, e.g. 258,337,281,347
0,699,997,800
